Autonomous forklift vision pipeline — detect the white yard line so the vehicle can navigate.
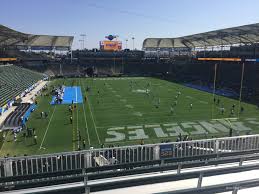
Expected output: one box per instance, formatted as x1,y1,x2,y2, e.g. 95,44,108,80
81,80,101,144
80,80,91,146
86,95,101,144
76,86,79,149
39,106,56,149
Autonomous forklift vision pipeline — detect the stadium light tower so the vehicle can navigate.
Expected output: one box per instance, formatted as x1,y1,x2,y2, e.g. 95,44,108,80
79,39,83,50
80,34,86,49
126,39,129,49
132,37,135,50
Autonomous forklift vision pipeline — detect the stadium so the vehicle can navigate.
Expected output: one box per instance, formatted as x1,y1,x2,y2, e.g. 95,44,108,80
1,2,259,193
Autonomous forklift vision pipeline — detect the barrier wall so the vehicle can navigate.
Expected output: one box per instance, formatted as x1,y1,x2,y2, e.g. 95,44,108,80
0,134,259,177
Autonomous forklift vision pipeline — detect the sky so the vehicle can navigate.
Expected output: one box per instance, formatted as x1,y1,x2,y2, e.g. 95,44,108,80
1,0,259,50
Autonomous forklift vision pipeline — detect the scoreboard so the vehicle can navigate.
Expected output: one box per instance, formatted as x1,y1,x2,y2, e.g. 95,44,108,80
100,40,122,51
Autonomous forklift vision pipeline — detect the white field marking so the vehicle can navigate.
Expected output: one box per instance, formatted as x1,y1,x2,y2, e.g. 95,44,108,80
76,85,79,149
85,94,101,144
125,104,134,108
120,99,127,102
115,94,121,97
186,96,194,99
39,105,57,149
199,100,209,104
212,117,238,121
127,125,143,129
145,124,160,128
132,112,143,117
80,80,91,145
107,127,124,131
95,116,245,130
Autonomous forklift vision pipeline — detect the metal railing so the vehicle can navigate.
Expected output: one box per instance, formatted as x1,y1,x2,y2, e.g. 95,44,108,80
1,134,259,178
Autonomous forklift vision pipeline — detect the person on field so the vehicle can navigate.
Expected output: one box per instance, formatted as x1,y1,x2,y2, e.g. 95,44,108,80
41,111,44,118
170,106,175,114
14,133,17,142
190,103,193,110
33,135,37,145
230,108,234,116
83,139,86,149
78,131,81,141
217,98,220,105
220,107,225,115
70,116,73,124
240,106,244,114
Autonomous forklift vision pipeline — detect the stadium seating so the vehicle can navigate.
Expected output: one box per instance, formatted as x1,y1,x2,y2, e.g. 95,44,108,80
3,103,30,128
0,65,44,107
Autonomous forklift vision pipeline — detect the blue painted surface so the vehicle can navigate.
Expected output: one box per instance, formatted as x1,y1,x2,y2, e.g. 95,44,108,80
22,104,37,125
184,83,238,97
51,86,83,105
245,58,259,62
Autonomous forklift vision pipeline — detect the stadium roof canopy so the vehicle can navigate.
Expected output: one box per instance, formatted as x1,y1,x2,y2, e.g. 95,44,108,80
0,24,73,50
143,23,259,49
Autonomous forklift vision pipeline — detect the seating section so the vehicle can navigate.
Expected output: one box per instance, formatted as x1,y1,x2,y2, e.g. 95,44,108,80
0,65,44,107
3,103,30,128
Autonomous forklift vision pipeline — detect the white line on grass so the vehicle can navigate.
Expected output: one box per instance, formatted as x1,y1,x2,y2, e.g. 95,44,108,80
82,97,91,146
76,85,79,149
39,105,56,150
79,80,92,145
80,80,100,145
85,93,101,144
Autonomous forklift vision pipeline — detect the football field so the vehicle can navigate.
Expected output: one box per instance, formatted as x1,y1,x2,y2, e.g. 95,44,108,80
1,77,258,156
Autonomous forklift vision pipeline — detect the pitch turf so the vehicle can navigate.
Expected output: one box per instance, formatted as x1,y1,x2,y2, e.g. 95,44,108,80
1,77,258,156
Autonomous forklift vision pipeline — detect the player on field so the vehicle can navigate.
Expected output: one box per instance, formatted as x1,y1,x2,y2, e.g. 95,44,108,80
190,103,193,110
217,98,220,105
230,108,234,116
220,107,225,115
170,106,175,115
240,106,244,114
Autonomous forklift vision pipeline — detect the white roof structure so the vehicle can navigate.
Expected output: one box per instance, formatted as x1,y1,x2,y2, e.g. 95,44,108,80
0,24,73,50
143,23,259,49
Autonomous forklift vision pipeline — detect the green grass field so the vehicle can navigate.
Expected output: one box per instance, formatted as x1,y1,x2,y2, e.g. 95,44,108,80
1,77,258,156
